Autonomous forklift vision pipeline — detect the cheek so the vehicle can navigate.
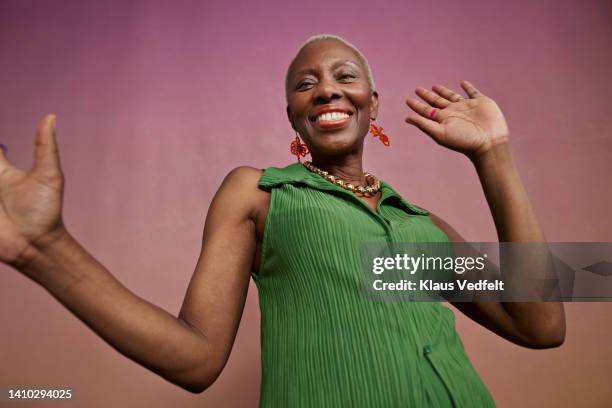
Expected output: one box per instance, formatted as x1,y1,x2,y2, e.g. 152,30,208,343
347,86,373,108
288,97,310,120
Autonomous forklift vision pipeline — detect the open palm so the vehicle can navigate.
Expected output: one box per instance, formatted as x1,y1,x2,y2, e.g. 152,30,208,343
0,115,65,264
405,80,510,160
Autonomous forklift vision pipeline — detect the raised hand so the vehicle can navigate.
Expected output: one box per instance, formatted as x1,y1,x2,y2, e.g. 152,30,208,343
0,114,66,265
405,80,510,160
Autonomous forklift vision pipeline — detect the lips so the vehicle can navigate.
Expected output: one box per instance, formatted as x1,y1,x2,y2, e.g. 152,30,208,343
314,114,351,130
309,106,354,130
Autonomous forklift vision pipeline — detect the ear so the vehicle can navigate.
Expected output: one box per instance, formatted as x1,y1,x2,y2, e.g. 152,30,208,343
286,105,296,131
370,91,379,120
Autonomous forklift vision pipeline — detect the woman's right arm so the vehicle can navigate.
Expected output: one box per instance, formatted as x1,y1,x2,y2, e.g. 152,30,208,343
2,115,262,393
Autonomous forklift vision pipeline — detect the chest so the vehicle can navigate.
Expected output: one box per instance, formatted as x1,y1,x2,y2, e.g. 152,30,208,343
251,186,445,274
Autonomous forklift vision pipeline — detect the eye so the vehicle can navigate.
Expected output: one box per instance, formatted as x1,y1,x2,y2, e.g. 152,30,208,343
296,80,314,90
338,73,356,82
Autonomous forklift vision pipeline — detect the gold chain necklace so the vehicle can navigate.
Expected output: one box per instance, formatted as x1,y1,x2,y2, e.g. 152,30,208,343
302,161,381,197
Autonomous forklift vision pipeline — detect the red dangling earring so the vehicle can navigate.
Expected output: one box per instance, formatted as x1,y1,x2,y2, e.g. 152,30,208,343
290,133,309,162
370,121,390,146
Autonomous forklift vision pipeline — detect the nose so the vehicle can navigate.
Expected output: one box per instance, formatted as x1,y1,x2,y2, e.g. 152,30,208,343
313,75,341,103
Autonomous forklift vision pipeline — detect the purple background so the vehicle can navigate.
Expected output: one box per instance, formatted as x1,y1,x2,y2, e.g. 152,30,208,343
1,0,611,406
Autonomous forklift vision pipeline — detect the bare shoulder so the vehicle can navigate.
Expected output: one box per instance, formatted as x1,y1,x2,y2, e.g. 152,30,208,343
215,166,268,222
221,166,263,189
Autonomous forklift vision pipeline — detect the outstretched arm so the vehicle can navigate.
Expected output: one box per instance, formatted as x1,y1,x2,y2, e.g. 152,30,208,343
2,115,261,392
405,81,565,348
429,210,565,349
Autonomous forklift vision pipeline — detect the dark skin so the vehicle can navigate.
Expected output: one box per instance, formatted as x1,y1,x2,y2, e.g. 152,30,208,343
1,39,564,395
285,40,382,212
284,39,565,349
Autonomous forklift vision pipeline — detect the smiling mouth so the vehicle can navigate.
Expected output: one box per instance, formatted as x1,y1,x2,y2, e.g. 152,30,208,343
311,111,353,129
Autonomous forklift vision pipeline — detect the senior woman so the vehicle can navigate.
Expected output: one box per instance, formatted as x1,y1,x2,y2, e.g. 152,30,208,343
0,34,564,407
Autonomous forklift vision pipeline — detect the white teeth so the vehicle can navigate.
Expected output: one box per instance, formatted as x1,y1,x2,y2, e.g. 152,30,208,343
316,112,349,122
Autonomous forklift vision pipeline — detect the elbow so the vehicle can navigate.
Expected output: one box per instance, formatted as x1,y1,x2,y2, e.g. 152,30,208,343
179,372,220,394
162,327,231,394
162,356,222,394
525,333,565,349
546,325,566,348
180,365,224,394
181,383,208,395
513,307,566,349
520,325,566,349
182,383,212,395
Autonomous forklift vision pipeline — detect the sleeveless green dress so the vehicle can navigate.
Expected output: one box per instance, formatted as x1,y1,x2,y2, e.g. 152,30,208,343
252,162,495,407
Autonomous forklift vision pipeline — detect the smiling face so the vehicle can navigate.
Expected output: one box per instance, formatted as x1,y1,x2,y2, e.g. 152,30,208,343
285,39,379,158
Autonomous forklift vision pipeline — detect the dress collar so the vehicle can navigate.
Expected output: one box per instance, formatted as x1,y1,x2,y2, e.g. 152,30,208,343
258,162,429,216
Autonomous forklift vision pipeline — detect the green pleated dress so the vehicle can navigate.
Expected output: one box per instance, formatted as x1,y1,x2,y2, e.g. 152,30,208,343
252,162,495,408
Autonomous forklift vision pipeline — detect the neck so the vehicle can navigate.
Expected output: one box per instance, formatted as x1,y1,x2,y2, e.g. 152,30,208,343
309,152,367,186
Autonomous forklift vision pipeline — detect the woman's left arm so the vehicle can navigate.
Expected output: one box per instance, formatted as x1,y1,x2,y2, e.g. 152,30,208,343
405,80,565,349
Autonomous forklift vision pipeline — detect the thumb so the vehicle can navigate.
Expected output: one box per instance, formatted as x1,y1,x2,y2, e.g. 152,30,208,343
32,114,63,180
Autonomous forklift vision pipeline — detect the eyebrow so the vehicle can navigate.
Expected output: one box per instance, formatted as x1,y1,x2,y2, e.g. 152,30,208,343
292,59,361,79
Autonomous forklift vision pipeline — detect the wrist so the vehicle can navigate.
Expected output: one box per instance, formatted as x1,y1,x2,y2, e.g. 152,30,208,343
12,224,73,270
468,136,514,169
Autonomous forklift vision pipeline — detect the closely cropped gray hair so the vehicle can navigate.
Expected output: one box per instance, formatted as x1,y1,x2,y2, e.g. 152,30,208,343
284,34,376,102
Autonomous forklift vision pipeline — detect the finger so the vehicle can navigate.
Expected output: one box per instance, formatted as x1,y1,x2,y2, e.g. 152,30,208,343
460,80,484,98
32,114,63,179
415,87,451,108
405,114,445,142
431,84,465,102
405,98,445,122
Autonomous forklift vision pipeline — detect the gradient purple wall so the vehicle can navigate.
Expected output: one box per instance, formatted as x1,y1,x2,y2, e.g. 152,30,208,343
1,0,611,406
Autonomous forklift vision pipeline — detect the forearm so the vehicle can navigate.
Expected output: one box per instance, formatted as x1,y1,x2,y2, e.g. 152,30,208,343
471,141,565,346
471,141,542,241
11,229,214,392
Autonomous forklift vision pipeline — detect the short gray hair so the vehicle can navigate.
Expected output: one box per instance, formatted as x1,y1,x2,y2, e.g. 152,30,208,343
284,34,376,103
